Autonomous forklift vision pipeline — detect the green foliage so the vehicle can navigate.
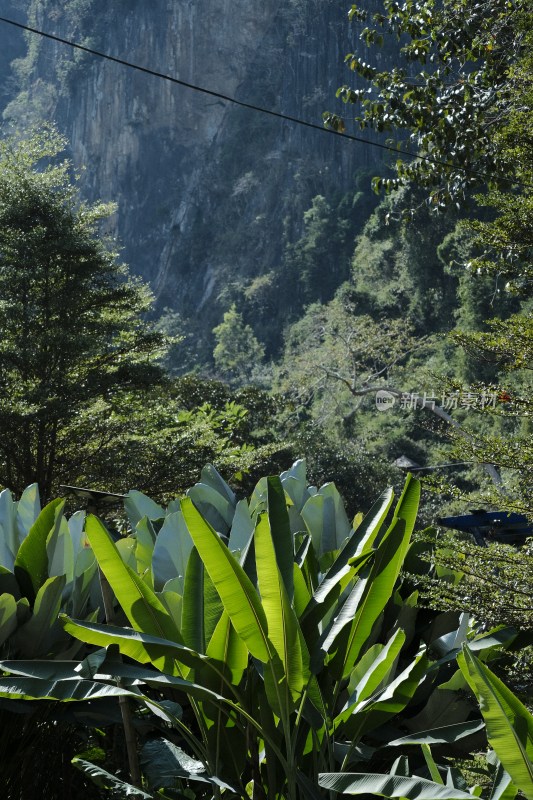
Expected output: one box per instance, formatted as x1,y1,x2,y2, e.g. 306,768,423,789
1,463,531,798
0,485,99,659
320,0,531,518
212,304,265,386
326,0,530,206
458,646,533,799
419,533,533,632
321,647,533,800
0,126,166,498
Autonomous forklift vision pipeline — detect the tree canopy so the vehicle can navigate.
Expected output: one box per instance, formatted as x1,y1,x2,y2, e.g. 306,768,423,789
325,0,531,210
0,127,166,498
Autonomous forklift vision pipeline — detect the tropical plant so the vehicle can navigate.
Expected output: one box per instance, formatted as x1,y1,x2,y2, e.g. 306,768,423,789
319,645,533,800
0,462,517,799
0,483,100,659
0,483,107,799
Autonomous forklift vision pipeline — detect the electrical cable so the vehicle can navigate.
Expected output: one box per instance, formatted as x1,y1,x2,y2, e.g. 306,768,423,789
0,14,528,189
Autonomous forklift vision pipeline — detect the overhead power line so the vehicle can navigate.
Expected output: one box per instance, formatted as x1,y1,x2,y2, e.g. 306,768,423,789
0,14,525,188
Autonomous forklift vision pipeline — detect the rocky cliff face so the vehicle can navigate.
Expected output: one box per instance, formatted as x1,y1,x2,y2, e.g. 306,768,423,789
1,0,382,360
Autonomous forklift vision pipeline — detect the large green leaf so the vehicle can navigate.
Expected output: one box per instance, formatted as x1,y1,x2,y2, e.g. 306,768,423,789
60,616,198,677
0,592,17,646
0,655,233,710
197,463,236,507
14,575,66,657
316,482,353,550
134,516,157,589
352,487,395,555
299,487,393,638
457,645,533,799
347,628,406,704
488,759,518,800
141,738,237,793
47,516,74,583
393,474,421,541
0,659,96,680
151,511,193,593
72,759,153,798
14,498,64,602
266,476,294,600
84,515,182,646
301,550,373,638
181,546,205,652
228,499,254,556
317,515,410,679
181,497,271,663
335,651,429,736
387,720,485,746
68,510,87,556
318,772,474,799
0,488,17,570
0,676,136,702
255,510,305,703
15,483,41,543
187,482,234,534
301,494,331,556
206,609,249,685
124,490,164,528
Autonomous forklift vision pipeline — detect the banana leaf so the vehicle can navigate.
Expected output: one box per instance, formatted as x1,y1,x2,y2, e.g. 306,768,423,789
318,772,475,799
387,720,485,746
457,645,533,800
134,516,157,589
347,628,406,703
181,547,209,652
14,498,64,602
46,515,74,584
141,738,237,793
255,510,305,704
0,592,17,646
151,510,193,592
0,676,136,702
15,483,41,543
124,490,164,528
181,497,272,664
60,616,204,676
84,515,182,646
317,513,411,679
206,609,249,685
266,476,294,600
0,488,17,569
72,758,153,798
13,575,66,657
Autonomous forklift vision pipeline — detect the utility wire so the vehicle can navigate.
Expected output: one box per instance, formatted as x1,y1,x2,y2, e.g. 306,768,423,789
0,14,526,188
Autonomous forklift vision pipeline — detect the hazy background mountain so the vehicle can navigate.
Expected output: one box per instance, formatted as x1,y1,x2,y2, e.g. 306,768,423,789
0,0,385,364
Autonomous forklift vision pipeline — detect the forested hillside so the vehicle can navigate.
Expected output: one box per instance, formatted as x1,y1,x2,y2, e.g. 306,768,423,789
0,0,388,364
0,2,531,798
0,0,530,516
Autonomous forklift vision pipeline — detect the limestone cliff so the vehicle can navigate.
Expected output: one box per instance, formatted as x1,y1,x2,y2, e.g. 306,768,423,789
1,0,382,360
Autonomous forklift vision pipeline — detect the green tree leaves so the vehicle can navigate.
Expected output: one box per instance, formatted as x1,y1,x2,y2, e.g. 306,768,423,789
0,128,166,499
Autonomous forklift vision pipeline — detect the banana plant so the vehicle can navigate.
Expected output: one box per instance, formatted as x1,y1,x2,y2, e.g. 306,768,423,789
54,472,452,798
319,643,533,800
457,645,533,800
0,485,100,659
0,464,513,799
